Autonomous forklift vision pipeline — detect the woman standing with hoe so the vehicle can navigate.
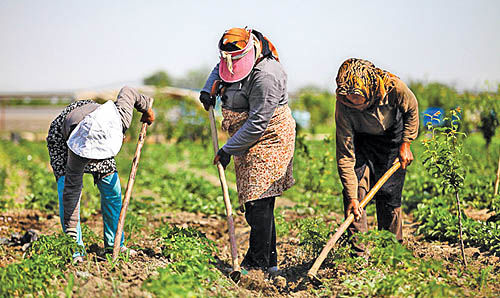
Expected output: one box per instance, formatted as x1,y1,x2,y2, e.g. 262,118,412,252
199,27,296,274
335,58,419,255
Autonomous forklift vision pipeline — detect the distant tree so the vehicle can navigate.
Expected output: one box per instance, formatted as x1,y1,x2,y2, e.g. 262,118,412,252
291,85,335,134
408,81,459,113
174,67,211,90
144,71,172,87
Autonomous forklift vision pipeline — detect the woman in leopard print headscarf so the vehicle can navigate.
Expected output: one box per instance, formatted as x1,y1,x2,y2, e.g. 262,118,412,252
335,58,419,255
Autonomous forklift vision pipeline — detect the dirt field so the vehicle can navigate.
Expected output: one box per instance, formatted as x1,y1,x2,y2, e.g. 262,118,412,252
1,204,498,297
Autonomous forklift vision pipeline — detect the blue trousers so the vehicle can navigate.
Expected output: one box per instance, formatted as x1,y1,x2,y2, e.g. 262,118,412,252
57,172,125,253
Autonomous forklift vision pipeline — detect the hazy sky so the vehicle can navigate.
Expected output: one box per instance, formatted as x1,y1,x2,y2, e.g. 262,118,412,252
1,0,499,93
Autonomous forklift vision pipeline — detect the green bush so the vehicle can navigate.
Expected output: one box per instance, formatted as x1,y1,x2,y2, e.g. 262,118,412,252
0,233,83,296
336,230,460,297
143,224,225,297
297,217,332,258
290,87,335,134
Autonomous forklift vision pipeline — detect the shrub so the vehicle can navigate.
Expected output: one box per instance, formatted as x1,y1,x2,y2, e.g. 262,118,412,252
0,233,83,296
143,224,225,296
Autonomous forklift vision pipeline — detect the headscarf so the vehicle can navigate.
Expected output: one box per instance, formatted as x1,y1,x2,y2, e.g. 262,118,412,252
335,58,398,108
219,28,279,59
218,27,279,74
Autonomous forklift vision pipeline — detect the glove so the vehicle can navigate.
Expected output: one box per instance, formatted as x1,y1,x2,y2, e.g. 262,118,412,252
199,91,215,111
399,142,413,169
213,148,231,169
140,108,155,125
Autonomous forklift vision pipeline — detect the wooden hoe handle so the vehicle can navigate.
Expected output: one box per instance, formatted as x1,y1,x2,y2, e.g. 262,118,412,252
307,161,401,280
112,100,153,261
208,81,241,281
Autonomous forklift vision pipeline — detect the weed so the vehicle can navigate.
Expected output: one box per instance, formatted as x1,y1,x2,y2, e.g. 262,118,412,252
64,273,75,298
124,213,146,242
82,223,101,246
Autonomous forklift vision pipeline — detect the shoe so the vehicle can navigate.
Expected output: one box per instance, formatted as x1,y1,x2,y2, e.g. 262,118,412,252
120,246,138,257
267,266,280,276
73,255,84,263
105,246,138,257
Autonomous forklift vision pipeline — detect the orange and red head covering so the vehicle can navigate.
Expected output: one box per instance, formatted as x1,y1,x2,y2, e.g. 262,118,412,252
336,58,398,108
218,27,279,83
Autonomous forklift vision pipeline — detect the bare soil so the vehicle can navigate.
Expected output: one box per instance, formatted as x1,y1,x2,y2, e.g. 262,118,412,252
1,207,499,297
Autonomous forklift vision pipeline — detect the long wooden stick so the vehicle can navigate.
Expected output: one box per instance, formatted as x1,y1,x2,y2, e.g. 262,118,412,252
455,191,467,267
112,103,152,261
208,104,241,282
494,155,500,196
308,161,401,280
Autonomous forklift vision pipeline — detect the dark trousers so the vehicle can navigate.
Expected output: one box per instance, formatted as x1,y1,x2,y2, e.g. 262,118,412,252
344,188,403,254
241,196,277,269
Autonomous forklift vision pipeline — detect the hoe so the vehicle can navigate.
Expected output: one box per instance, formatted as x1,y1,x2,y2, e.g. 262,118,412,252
209,80,241,283
307,161,401,283
113,99,153,261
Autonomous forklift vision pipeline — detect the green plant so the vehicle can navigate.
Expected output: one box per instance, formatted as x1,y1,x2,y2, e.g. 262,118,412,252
332,230,460,297
288,136,343,214
124,213,146,242
82,223,101,245
274,210,292,237
0,233,83,296
422,109,469,266
143,224,226,297
64,273,75,298
297,217,332,258
475,266,493,291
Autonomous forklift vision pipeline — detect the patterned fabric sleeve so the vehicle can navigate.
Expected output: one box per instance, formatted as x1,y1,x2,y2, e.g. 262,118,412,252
46,100,117,182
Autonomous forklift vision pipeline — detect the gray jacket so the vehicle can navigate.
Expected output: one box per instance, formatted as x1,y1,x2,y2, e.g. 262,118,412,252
62,86,152,139
217,58,289,155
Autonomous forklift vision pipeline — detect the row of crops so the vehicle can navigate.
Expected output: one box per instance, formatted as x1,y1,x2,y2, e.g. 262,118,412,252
0,82,499,296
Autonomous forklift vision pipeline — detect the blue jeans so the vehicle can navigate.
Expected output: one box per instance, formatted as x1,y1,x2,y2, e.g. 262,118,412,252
57,172,125,254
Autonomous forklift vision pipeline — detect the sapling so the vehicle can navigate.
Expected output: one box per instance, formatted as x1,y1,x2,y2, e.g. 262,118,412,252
422,109,469,267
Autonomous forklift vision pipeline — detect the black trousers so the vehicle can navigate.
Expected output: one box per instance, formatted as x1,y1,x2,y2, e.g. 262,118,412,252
241,196,277,269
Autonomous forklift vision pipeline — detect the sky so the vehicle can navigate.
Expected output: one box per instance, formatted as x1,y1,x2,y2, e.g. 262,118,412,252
1,0,499,93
